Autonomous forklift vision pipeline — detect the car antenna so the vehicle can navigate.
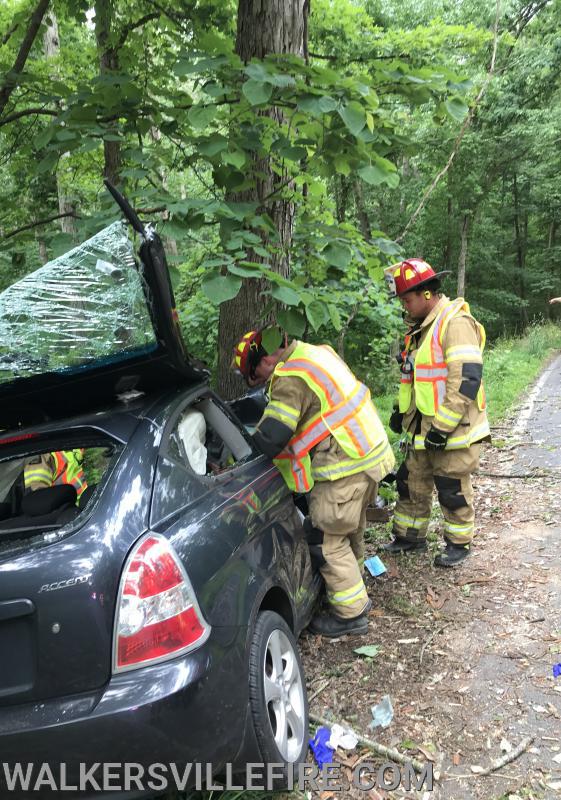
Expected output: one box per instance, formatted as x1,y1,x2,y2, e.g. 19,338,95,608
103,179,147,237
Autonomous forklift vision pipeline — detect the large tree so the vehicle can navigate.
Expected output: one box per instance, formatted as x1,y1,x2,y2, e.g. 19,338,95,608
216,0,309,398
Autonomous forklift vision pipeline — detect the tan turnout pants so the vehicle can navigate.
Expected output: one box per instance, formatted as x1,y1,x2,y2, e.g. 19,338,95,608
393,444,481,545
308,472,377,619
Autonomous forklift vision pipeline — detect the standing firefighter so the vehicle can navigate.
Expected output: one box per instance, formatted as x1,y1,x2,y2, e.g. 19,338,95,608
233,329,395,637
383,259,490,566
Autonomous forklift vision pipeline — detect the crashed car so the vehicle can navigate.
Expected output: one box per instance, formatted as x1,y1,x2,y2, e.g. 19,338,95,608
0,185,321,796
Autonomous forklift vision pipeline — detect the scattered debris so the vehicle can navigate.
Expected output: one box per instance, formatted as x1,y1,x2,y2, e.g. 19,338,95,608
369,695,394,729
309,726,334,768
327,723,358,751
353,645,380,659
309,712,425,773
470,736,534,776
364,555,386,577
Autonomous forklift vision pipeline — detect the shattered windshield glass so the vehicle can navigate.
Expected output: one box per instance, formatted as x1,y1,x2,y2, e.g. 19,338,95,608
0,222,157,385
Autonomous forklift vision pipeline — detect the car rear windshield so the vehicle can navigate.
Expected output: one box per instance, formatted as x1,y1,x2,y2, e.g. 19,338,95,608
0,221,157,387
0,437,122,556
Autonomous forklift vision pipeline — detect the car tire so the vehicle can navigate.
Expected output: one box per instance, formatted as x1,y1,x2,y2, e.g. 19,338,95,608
248,610,309,785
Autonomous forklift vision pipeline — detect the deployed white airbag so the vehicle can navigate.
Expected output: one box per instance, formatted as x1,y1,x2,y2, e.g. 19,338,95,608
177,410,207,475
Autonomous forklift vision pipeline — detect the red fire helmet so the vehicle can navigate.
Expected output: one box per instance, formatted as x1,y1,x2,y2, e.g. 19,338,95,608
384,258,450,297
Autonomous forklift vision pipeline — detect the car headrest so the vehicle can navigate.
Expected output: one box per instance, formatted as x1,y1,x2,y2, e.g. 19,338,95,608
22,485,77,517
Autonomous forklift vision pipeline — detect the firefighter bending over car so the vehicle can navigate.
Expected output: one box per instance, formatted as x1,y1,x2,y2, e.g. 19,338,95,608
383,259,490,567
233,328,394,638
24,449,87,501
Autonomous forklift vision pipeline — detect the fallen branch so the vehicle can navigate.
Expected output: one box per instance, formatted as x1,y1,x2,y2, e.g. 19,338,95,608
308,677,331,704
309,712,426,773
471,736,534,776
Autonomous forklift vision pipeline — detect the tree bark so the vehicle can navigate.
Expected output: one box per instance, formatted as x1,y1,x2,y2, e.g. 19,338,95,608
95,0,121,185
512,173,528,327
216,0,309,398
43,11,77,238
443,191,452,270
457,214,470,297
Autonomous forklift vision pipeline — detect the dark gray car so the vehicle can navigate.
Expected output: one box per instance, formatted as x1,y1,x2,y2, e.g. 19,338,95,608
0,186,321,798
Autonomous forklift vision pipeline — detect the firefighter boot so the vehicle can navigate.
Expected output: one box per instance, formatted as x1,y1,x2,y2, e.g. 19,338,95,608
434,541,470,567
382,537,427,554
308,600,371,638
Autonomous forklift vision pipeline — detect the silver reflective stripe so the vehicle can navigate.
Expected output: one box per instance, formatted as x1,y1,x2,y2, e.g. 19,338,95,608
278,358,343,403
416,366,448,379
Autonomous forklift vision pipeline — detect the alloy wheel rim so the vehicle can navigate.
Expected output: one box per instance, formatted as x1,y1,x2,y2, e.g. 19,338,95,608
262,628,305,761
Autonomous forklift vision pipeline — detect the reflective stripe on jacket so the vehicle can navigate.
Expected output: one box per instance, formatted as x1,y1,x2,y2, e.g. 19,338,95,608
270,342,391,492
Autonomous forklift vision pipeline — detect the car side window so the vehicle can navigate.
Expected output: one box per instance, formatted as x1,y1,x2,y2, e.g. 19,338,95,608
168,397,255,477
151,395,259,526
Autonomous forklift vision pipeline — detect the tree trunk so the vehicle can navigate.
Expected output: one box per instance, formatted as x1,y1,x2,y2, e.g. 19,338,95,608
547,220,557,319
457,214,470,297
216,0,309,398
512,173,528,328
0,0,50,118
95,0,121,185
443,193,452,270
44,11,77,238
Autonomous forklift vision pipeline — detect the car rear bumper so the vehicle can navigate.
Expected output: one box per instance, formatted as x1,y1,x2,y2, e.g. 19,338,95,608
0,628,250,799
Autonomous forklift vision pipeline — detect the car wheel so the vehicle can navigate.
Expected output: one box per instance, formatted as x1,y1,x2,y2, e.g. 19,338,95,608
248,611,309,779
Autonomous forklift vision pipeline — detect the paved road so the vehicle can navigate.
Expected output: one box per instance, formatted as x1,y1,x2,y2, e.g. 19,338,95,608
514,353,561,472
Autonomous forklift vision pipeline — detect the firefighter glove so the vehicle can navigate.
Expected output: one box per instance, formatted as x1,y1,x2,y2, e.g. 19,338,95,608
424,426,448,451
389,406,404,434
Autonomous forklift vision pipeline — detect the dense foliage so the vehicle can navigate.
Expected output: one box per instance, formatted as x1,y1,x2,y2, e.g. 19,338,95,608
0,0,559,389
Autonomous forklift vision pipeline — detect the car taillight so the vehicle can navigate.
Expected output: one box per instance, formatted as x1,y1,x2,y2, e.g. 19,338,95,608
113,534,210,673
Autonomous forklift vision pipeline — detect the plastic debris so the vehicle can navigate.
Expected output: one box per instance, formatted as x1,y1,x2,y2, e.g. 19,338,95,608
369,695,394,729
327,723,358,751
309,726,334,768
364,555,387,577
553,663,561,678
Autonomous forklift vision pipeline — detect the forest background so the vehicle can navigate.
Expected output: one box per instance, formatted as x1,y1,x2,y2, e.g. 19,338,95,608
0,0,560,402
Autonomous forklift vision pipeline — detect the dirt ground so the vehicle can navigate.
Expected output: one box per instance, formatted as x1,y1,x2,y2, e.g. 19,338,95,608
300,356,561,800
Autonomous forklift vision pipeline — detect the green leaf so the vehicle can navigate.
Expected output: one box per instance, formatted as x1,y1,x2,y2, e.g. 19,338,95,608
318,95,338,113
353,645,380,658
199,134,228,157
297,94,323,116
306,300,329,331
227,262,262,278
223,150,246,169
339,102,366,136
358,159,398,187
328,304,342,331
278,308,306,336
333,156,351,176
34,127,54,148
322,242,352,269
242,79,273,106
278,146,307,162
271,284,301,306
188,105,218,129
262,325,282,353
36,152,59,173
401,739,418,750
445,96,469,122
202,272,242,304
